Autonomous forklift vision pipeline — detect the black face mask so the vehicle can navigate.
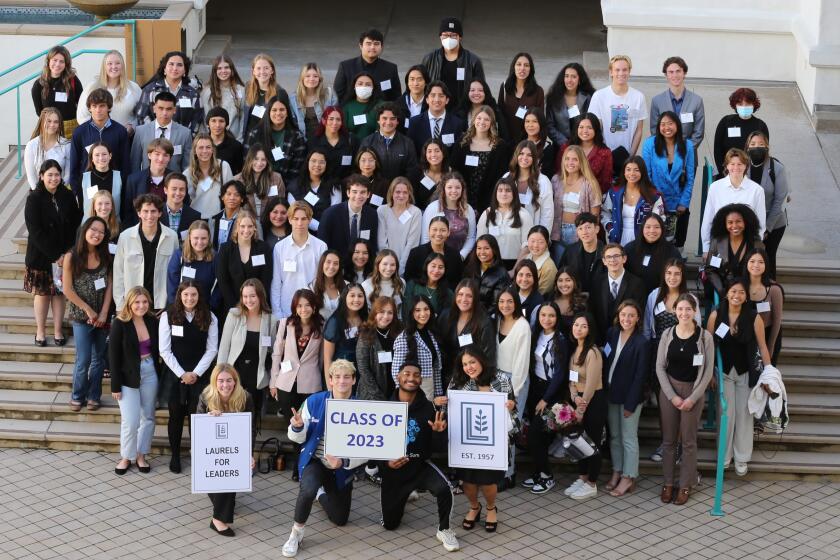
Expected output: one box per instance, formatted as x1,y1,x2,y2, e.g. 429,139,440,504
748,147,768,165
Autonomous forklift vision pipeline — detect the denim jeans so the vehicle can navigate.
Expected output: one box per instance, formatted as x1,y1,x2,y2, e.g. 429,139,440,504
550,224,578,264
607,402,642,478
117,357,159,459
70,321,107,403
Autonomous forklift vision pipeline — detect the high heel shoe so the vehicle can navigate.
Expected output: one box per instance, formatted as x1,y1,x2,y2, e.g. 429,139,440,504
210,520,235,537
462,504,482,530
604,472,621,492
115,460,131,475
484,506,498,533
609,476,636,497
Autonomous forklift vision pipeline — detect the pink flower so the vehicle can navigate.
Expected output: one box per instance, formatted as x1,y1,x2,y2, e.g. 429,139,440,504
557,405,574,424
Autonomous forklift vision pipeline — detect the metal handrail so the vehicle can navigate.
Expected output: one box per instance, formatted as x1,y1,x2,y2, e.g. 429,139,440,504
709,290,729,517
696,158,715,257
0,19,137,179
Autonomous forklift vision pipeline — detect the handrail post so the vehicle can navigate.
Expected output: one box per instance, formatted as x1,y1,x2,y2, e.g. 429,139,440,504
709,290,728,517
696,158,713,258
131,21,137,82
15,87,21,179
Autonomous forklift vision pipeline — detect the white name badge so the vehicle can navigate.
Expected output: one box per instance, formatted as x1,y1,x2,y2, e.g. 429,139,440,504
353,114,367,126
173,144,182,155
456,67,465,81
304,191,320,206
399,210,412,224
261,335,273,347
465,155,479,167
515,106,528,119
567,105,581,119
519,191,532,206
86,186,98,200
271,146,285,160
251,105,265,118
345,326,358,339
709,255,722,268
604,343,612,357
180,230,188,240
377,351,393,363
108,243,117,255
181,266,196,279
54,91,68,103
680,112,694,124
380,79,392,91
309,218,319,231
442,133,455,145
727,127,741,138
643,255,651,267
172,325,184,337
569,370,580,382
488,225,501,236
715,323,730,338
756,301,771,313
283,259,297,272
220,219,230,231
404,118,410,129
281,361,293,373
85,143,94,155
178,97,192,108
341,155,352,166
421,175,436,190
251,254,266,266
655,301,666,315
93,277,106,291
693,353,704,366
200,179,212,192
268,185,279,197
458,333,473,347
370,194,384,207
360,229,371,240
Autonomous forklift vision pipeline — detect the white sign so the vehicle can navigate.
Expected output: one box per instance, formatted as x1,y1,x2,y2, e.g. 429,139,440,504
447,390,509,471
324,399,407,460
191,412,252,493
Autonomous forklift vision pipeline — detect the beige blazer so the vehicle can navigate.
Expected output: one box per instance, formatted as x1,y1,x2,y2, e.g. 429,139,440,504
113,224,178,310
269,319,324,394
218,307,279,390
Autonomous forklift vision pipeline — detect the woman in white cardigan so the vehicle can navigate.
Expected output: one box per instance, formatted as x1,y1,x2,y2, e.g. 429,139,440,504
377,177,422,275
477,177,533,268
76,50,142,130
495,286,532,488
502,140,554,230
24,107,71,189
421,172,477,259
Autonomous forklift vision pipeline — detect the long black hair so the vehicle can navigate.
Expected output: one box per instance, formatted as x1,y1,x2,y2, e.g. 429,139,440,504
570,311,598,368
450,347,495,389
465,234,503,277
503,52,539,98
617,155,658,204
653,110,687,159
446,278,488,336
70,216,111,277
545,62,595,109
333,282,369,327
570,112,608,149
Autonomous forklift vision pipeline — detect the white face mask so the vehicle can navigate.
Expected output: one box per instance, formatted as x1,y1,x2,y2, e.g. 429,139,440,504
355,86,373,100
441,37,459,50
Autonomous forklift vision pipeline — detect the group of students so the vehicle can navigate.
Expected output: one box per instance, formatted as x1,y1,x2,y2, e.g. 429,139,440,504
22,17,790,556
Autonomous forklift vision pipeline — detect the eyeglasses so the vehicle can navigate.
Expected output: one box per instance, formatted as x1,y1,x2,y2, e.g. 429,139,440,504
604,254,623,261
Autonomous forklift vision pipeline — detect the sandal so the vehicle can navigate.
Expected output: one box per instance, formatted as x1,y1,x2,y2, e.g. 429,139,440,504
462,504,482,530
86,400,100,411
604,472,621,492
484,505,498,533
609,476,636,497
69,400,82,412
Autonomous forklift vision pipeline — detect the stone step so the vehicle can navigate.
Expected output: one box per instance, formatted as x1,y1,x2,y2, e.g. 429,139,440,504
637,447,840,477
0,256,25,280
775,336,840,366
0,277,32,307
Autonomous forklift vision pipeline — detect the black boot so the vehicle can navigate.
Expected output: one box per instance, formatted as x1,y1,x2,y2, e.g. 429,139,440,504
169,451,182,474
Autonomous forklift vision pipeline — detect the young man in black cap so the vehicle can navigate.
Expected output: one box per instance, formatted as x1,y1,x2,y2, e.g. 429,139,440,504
380,359,459,552
334,29,402,103
421,17,485,108
205,107,244,175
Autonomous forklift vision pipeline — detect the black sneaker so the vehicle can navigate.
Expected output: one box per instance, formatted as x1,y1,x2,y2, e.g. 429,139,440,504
531,476,556,494
521,475,537,488
366,471,383,485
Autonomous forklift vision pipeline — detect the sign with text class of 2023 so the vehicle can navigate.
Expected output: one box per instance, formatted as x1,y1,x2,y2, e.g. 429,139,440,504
191,412,252,493
447,390,509,471
324,399,408,461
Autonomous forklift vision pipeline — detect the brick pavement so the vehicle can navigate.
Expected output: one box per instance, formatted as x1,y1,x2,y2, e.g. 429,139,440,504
2,448,840,560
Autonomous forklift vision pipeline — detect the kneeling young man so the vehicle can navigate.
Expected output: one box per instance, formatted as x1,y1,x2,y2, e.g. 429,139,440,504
283,359,363,557
381,359,459,552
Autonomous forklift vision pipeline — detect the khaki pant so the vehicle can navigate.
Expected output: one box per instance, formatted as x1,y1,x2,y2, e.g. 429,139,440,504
660,376,705,488
719,368,753,465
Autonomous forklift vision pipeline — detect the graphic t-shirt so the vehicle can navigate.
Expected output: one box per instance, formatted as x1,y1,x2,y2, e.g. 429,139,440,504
588,85,648,152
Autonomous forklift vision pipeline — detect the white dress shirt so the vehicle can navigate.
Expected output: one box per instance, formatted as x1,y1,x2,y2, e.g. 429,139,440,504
271,233,328,319
700,176,766,251
158,311,219,377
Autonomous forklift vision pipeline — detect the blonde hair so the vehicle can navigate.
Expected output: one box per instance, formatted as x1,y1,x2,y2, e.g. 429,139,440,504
116,286,153,322
202,363,249,413
329,359,356,378
562,145,600,191
246,53,278,106
288,200,313,220
230,210,259,243
189,133,223,185
31,107,65,141
295,62,329,107
369,249,404,303
182,220,214,262
94,50,129,102
608,54,632,71
386,176,415,207
460,105,500,148
89,190,119,239
724,148,749,170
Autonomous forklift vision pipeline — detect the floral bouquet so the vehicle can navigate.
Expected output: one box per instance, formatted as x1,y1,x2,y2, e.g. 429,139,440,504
542,402,577,433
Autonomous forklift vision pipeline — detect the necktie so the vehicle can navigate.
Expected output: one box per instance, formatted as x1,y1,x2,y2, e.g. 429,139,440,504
433,118,442,139
159,126,167,139
384,136,391,148
350,213,359,240
611,280,619,299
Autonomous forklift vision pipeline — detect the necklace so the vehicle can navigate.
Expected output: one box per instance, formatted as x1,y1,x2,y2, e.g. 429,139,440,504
375,327,389,338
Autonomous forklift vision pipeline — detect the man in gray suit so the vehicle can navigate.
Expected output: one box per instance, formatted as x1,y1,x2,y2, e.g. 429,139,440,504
129,91,192,173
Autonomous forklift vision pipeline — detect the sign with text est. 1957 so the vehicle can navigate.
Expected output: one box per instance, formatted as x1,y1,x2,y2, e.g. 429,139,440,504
447,390,509,471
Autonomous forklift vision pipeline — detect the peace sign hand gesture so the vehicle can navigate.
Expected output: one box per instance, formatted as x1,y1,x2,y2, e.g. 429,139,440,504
290,407,304,429
428,410,447,432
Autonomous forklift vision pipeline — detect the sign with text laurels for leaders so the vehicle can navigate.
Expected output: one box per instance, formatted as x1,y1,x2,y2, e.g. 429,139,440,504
448,390,509,471
191,412,252,493
324,399,408,460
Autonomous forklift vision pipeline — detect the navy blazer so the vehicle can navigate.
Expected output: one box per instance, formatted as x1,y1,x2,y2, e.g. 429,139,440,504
120,167,175,227
602,328,649,412
589,270,647,345
160,204,201,239
317,202,378,257
407,111,465,157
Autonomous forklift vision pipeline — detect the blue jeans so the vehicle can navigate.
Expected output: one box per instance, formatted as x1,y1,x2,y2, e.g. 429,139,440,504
70,321,107,403
117,357,159,459
550,223,578,264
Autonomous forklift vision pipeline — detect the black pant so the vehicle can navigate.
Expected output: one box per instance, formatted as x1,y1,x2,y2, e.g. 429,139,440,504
763,226,785,279
167,372,207,454
245,387,264,446
675,210,691,248
526,377,553,477
578,389,607,482
294,461,353,526
381,462,453,531
209,492,235,523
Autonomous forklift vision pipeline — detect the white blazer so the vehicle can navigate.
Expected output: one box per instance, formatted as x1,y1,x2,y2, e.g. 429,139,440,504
113,223,178,310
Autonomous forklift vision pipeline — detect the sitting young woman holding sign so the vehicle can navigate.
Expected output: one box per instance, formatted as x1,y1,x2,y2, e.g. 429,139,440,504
197,363,255,537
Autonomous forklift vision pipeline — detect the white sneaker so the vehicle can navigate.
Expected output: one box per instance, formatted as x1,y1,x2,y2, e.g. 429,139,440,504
563,478,585,496
315,486,326,504
407,490,420,502
282,526,305,557
570,482,597,500
735,462,748,476
436,528,460,552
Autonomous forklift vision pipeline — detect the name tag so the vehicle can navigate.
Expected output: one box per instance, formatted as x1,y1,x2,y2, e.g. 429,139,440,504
604,343,612,357
85,143,94,155
458,333,473,347
569,370,580,382
178,97,192,108
404,118,410,129
173,145,182,156
281,361,293,373
251,254,266,266
680,112,694,124
465,155,479,167
380,79,392,91
421,175,436,190
108,243,117,255
456,68,465,81
515,106,528,119
727,127,741,138
643,255,651,267
345,326,358,339
86,186,98,200
303,191,319,206
567,105,581,118
377,351,392,363
268,185,279,197
519,191,532,206
271,146,285,160
283,259,297,272
341,155,352,166
394,295,402,305
180,230,188,240
220,219,230,231
715,323,730,338
353,114,367,126
200,179,212,192
261,335,273,347
709,255,722,268
181,266,196,278
54,91,68,103
655,301,666,315
309,218,319,231
399,210,412,224
442,133,455,145
489,225,501,236
756,301,771,313
93,277,106,291
370,194,384,207
171,325,184,337
693,353,704,366
360,229,370,240
251,105,265,118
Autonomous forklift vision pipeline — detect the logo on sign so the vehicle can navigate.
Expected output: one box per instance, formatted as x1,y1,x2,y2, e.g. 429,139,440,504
216,423,229,440
461,402,495,446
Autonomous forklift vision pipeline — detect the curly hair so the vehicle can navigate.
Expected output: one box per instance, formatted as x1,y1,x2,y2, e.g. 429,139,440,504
710,203,761,242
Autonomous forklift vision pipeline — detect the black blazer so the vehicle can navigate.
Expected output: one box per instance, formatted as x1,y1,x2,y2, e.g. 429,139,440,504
317,202,379,257
334,56,401,103
24,184,82,271
407,111,466,157
160,205,201,240
121,167,175,226
602,327,649,412
403,242,464,290
470,263,509,313
214,239,273,313
589,270,647,345
109,314,160,392
531,329,571,406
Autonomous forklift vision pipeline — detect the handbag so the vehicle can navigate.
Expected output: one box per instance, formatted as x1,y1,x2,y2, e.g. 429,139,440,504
257,437,284,474
562,430,599,461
